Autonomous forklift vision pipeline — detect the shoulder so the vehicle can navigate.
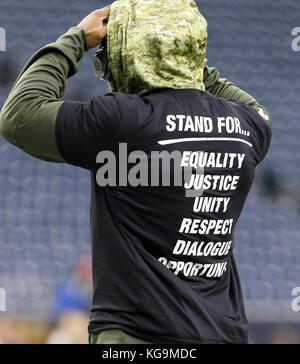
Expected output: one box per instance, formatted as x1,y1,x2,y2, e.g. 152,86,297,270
228,100,272,133
93,91,152,121
207,92,272,131
225,99,272,163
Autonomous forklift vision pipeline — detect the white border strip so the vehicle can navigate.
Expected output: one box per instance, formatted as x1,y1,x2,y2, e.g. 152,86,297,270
158,137,253,148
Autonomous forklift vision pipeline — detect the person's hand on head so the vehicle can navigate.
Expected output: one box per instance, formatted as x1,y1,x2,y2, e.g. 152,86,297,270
77,6,110,50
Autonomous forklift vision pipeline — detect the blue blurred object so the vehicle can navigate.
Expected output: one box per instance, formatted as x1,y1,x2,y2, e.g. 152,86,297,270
54,282,89,316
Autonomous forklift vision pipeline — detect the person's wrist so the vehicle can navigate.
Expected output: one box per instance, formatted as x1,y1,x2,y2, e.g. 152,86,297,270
53,27,87,68
75,26,89,52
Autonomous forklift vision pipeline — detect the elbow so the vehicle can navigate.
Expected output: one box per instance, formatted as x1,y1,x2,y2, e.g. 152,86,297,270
0,106,9,139
0,104,17,145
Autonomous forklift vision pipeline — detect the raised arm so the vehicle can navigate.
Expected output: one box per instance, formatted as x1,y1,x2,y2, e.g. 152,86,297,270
0,9,109,163
0,9,271,163
0,27,87,162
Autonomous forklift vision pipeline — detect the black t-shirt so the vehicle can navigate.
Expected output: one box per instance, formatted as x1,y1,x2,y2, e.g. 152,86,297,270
56,89,271,344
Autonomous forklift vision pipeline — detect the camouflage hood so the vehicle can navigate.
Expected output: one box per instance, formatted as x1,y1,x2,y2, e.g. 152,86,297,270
107,0,208,96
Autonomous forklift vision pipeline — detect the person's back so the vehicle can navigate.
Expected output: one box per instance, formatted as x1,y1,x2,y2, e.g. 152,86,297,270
56,88,270,343
0,0,272,344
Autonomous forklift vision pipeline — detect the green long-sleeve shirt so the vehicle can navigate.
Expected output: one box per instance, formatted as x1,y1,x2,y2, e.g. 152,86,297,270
0,27,271,163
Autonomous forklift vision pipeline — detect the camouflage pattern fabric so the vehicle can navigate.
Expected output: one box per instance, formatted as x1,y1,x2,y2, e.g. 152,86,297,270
107,0,207,96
